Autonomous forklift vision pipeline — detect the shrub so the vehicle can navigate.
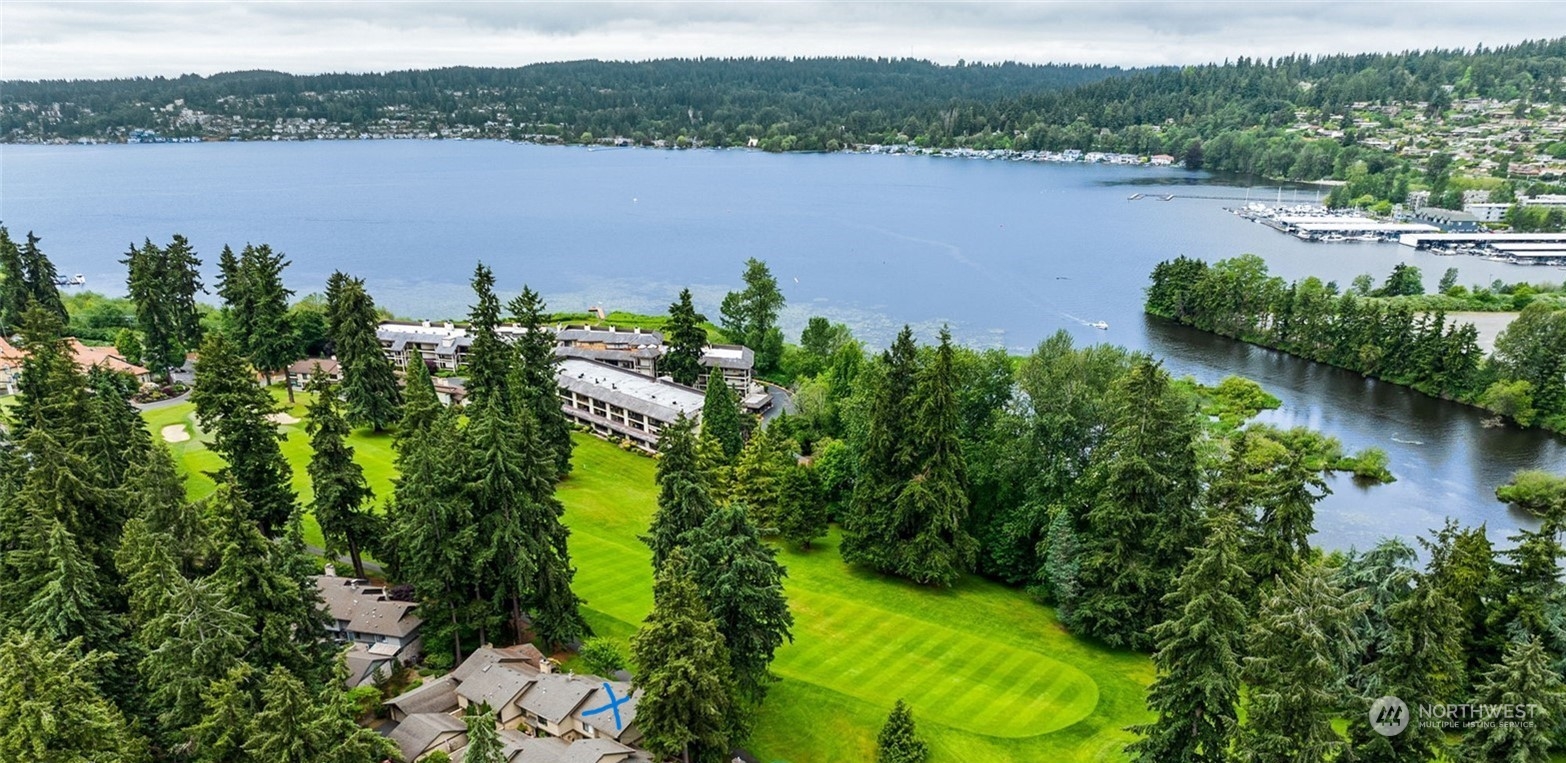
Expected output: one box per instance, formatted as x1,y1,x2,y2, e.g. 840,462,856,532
1495,470,1566,517
578,637,627,678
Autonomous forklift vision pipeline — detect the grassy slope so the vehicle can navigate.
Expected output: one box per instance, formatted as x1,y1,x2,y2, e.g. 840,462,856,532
140,395,1152,762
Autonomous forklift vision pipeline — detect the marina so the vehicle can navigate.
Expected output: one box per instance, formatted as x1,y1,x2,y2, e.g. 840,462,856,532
1229,203,1439,243
1398,232,1566,265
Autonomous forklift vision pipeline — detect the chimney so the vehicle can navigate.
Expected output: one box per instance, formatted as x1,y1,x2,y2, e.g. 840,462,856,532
324,564,337,577
541,658,555,674
443,321,454,330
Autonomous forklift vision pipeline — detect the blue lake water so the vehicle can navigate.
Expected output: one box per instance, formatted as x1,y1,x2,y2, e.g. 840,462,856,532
3,140,1563,552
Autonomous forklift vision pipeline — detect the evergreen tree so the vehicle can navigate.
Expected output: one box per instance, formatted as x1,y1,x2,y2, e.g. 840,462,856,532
463,263,513,411
1463,635,1566,763
685,505,794,717
238,244,298,390
123,235,203,379
398,354,442,438
191,331,297,536
215,244,252,347
326,273,402,431
701,374,745,460
466,395,538,644
464,706,506,763
208,481,334,685
387,401,479,664
124,443,211,574
894,327,977,586
1421,520,1501,692
243,666,393,763
842,326,920,572
508,284,573,477
0,227,29,334
84,364,152,487
719,257,786,373
17,231,68,325
0,633,149,763
776,463,828,550
136,575,250,744
304,373,378,578
663,287,708,386
1126,513,1249,763
646,414,715,570
1066,356,1201,648
1249,452,1327,584
1240,564,1363,763
875,698,928,763
184,663,258,763
10,306,87,439
631,549,734,763
20,520,117,649
730,422,792,532
695,429,736,505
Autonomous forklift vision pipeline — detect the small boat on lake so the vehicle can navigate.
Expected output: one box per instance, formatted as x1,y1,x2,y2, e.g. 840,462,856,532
53,273,86,287
1090,321,1109,330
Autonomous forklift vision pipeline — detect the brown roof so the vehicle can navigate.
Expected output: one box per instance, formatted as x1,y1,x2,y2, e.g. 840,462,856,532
288,357,341,376
388,712,466,762
450,644,543,683
455,662,537,710
68,339,150,377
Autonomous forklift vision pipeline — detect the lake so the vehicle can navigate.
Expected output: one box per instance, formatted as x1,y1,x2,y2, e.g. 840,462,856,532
3,140,1563,552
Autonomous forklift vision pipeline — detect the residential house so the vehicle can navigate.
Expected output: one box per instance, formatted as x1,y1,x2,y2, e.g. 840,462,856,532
67,339,153,383
380,645,649,762
313,571,424,670
388,712,468,762
286,357,342,389
0,337,22,395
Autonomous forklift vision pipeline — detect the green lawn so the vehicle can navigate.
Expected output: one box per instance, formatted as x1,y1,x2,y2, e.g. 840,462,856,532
140,394,1153,762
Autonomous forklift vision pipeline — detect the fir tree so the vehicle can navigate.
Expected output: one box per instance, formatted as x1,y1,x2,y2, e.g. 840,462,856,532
0,227,29,334
632,548,734,763
463,263,513,411
191,331,297,536
11,306,88,440
662,287,708,386
464,706,506,763
238,244,298,391
398,354,442,439
875,698,928,763
243,666,388,763
1249,451,1327,585
508,284,574,477
646,414,715,570
0,633,149,763
137,575,250,744
894,327,977,586
387,398,478,663
466,395,539,644
304,373,378,578
17,231,68,325
162,233,206,354
701,374,745,460
842,326,920,572
1463,635,1566,763
718,258,785,373
696,429,735,504
685,505,794,717
123,235,203,379
1421,520,1501,692
776,463,828,550
20,519,117,649
730,421,792,532
326,273,402,431
1126,513,1249,763
184,663,257,763
1067,357,1201,648
1240,564,1363,763
124,443,211,574
208,481,334,685
215,244,251,346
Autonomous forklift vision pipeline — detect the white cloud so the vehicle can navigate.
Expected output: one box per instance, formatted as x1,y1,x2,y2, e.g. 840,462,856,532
1,1,1560,80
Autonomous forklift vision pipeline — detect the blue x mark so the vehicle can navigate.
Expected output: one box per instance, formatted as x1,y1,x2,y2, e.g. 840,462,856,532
580,683,630,730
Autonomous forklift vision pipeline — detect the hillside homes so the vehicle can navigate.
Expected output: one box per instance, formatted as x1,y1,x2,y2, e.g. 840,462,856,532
383,644,652,763
0,336,152,395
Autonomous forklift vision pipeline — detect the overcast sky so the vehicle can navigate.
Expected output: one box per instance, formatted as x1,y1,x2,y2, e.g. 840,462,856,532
2,1,1562,81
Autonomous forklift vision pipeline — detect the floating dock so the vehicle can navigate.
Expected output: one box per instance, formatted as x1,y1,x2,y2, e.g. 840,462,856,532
1398,232,1566,265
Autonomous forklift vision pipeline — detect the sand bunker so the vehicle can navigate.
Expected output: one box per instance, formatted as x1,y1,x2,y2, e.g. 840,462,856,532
267,412,300,425
161,424,191,443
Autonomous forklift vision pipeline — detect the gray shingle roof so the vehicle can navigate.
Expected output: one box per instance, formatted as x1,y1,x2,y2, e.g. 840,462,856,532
572,681,641,741
385,675,460,716
387,712,466,762
347,599,422,638
518,672,596,724
456,663,537,710
504,734,572,763
554,327,662,346
450,645,543,684
559,738,634,763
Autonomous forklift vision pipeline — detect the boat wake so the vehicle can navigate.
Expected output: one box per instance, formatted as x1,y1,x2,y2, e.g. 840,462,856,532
1390,436,1424,445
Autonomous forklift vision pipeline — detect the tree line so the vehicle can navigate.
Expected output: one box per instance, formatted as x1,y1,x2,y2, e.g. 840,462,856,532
1147,254,1566,432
